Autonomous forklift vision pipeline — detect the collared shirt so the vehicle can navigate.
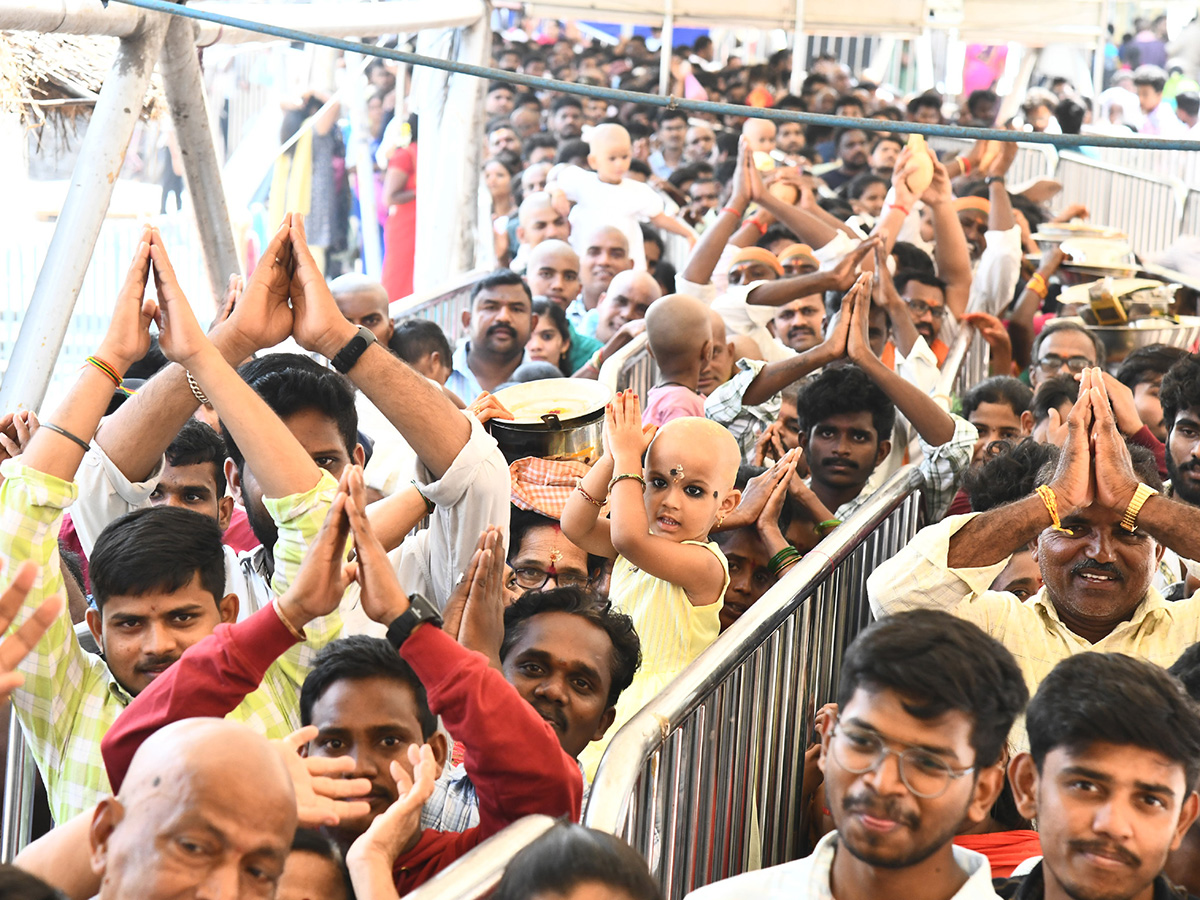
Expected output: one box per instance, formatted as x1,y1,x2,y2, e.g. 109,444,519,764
685,830,1000,899
994,861,1191,900
420,758,591,832
704,357,779,460
827,414,978,524
866,511,1200,749
967,226,1023,319
446,340,485,405
0,460,337,823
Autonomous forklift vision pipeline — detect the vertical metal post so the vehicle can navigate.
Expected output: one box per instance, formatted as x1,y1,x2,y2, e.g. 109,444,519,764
346,50,384,280
1,713,35,862
788,0,806,95
159,13,240,307
658,0,674,97
0,12,169,413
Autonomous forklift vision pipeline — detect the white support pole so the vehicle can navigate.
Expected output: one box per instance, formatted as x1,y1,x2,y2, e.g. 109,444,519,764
658,0,674,97
789,0,806,96
0,11,170,414
346,50,384,280
413,15,490,293
159,13,241,307
0,713,35,862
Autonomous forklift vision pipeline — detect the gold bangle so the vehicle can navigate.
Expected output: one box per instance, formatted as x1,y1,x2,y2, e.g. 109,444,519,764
272,598,307,641
607,473,646,493
576,481,606,508
1035,485,1070,533
1120,482,1159,533
1027,272,1048,300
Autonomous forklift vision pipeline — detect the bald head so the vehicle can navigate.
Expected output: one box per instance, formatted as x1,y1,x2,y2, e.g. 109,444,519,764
580,224,633,303
595,269,663,342
527,239,582,308
648,417,742,492
92,719,297,899
742,117,777,154
528,239,579,273
645,294,712,378
518,191,570,248
330,273,393,343
588,122,632,154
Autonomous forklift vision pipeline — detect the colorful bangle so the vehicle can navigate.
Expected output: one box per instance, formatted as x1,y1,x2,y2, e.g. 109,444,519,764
748,217,767,235
411,481,436,516
769,546,803,576
1026,272,1049,300
589,348,605,370
815,518,841,536
960,156,972,176
576,481,606,508
186,370,210,406
607,472,646,493
720,205,744,219
85,356,122,387
890,204,911,217
40,422,92,453
1035,485,1069,533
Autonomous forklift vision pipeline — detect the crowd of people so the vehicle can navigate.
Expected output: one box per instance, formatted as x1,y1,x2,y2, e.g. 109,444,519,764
3,18,1200,900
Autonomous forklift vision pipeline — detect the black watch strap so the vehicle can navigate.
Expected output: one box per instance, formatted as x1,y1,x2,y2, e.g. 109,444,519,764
984,175,1005,186
385,593,443,648
331,325,377,374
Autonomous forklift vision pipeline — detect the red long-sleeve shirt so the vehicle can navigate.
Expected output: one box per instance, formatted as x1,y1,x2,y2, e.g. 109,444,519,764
99,605,582,893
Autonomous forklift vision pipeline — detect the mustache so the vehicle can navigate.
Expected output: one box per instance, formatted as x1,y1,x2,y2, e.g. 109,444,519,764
1072,560,1121,578
135,654,180,673
487,324,517,338
788,326,816,338
532,701,567,732
1070,839,1141,869
842,791,919,830
820,457,859,470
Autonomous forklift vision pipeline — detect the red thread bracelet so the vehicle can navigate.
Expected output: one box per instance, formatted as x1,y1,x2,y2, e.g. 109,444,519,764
891,204,911,217
720,205,743,218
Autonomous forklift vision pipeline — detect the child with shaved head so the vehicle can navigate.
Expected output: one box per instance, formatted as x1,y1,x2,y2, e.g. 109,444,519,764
563,393,743,774
549,122,696,271
642,293,713,426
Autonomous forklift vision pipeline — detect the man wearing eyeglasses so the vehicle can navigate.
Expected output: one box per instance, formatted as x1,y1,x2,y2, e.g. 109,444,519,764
1028,321,1105,389
686,609,1029,899
896,269,951,367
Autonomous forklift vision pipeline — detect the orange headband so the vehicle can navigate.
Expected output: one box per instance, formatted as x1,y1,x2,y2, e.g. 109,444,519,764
730,246,784,276
953,197,991,215
778,243,820,266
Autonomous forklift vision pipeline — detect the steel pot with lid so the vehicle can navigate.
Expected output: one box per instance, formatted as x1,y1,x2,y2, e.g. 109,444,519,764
489,378,613,465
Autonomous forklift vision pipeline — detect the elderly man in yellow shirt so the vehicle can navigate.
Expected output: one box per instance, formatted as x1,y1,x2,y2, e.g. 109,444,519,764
869,368,1200,746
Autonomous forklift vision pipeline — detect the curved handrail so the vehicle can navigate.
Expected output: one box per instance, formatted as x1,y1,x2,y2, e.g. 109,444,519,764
934,321,977,407
404,815,559,900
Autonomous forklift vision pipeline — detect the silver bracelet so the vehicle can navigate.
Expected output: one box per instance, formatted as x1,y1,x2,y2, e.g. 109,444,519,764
186,370,209,406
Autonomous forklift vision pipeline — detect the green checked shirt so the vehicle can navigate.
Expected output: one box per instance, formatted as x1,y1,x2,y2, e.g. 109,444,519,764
0,460,340,823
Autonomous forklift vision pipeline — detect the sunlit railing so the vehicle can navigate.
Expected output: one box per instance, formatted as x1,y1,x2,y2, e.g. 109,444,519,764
403,815,558,900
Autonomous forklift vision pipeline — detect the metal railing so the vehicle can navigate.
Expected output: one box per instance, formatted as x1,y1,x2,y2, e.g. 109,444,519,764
934,323,991,406
404,815,558,900
583,466,926,899
389,268,489,346
598,333,660,399
0,713,35,863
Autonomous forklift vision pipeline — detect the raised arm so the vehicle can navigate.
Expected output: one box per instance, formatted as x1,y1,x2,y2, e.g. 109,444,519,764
560,451,617,558
680,138,753,286
95,222,297,483
920,150,974,320
149,234,322,499
743,235,877,309
605,392,730,605
741,292,851,406
846,275,956,447
873,243,922,358
287,214,471,480
754,169,844,246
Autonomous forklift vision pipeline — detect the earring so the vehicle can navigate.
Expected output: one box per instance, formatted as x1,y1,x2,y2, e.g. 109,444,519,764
716,513,725,527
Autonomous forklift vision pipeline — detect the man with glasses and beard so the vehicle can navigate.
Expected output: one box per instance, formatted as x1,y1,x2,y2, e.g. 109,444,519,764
688,609,1028,898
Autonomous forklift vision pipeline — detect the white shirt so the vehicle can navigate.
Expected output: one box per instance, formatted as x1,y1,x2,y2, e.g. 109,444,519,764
356,391,418,497
557,165,664,271
685,831,1000,899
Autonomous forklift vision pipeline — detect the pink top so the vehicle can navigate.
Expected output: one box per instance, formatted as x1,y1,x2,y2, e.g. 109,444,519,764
642,385,706,427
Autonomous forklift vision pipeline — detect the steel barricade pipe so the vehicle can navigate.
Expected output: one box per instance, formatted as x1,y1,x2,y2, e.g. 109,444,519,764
388,268,489,346
402,815,558,900
1,713,35,863
583,466,925,898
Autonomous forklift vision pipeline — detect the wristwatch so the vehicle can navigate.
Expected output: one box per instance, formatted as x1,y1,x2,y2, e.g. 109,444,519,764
385,593,443,648
984,175,1005,186
330,325,377,374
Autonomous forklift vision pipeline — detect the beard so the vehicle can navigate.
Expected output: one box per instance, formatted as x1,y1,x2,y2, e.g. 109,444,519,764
1167,452,1200,506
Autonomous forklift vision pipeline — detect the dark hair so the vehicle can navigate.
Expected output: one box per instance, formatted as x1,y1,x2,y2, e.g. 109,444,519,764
390,317,453,367
801,73,829,94
844,171,889,201
487,80,516,97
556,139,591,165
1054,97,1086,135
758,223,799,250
795,365,896,446
964,438,1056,512
514,91,542,110
90,507,226,611
1160,352,1200,437
667,161,715,189
1117,343,1190,391
290,830,351,900
837,610,1028,767
627,157,653,179
834,94,865,114
1030,320,1106,368
0,866,68,900
165,419,228,497
501,587,641,709
872,133,904,152
833,126,868,151
531,299,572,373
693,35,713,52
1031,439,1162,493
508,507,606,579
1030,374,1079,424
521,51,546,68
906,92,943,116
125,336,170,381
961,375,1033,421
966,89,999,118
893,268,947,298
300,635,436,738
1171,643,1200,703
891,241,935,275
491,824,661,900
874,105,905,121
1028,653,1200,789
1177,91,1200,119
522,133,559,163
486,116,517,136
656,108,687,126
225,354,358,475
551,95,584,113
1132,64,1168,93
470,268,533,305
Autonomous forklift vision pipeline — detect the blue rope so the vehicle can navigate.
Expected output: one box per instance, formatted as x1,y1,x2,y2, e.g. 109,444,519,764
110,0,1200,152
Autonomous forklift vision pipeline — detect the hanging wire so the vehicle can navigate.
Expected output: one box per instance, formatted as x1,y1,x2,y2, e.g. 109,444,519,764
107,0,1200,152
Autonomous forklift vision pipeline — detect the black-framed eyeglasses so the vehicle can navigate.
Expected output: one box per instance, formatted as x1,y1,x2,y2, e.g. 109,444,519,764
830,724,974,799
904,299,946,320
1035,354,1092,374
506,566,593,591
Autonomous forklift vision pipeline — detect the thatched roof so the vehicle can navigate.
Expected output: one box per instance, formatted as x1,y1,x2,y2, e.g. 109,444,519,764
0,31,165,124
